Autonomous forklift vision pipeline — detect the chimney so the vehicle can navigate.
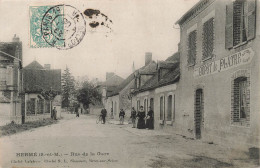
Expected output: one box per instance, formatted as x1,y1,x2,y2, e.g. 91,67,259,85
106,72,115,80
145,52,152,66
12,34,20,42
44,64,51,70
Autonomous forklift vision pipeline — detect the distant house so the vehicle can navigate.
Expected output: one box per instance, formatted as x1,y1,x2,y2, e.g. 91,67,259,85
22,61,62,122
132,53,180,130
96,72,124,103
0,35,23,125
107,52,157,119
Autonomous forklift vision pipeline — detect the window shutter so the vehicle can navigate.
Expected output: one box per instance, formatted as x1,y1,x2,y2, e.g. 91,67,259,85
247,0,256,41
225,2,234,49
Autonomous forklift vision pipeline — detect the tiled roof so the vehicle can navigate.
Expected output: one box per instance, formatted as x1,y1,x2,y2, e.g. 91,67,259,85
101,74,124,87
157,61,177,69
138,62,180,92
24,60,44,70
0,43,17,58
165,52,180,62
23,69,61,93
138,61,157,75
106,86,119,97
107,61,157,97
108,73,135,97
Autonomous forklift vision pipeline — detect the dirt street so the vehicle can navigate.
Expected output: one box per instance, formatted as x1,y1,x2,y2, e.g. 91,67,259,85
0,114,258,168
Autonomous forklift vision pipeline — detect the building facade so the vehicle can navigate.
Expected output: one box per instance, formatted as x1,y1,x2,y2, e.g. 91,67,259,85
107,53,157,119
132,53,180,131
0,35,23,125
22,61,62,122
176,0,259,149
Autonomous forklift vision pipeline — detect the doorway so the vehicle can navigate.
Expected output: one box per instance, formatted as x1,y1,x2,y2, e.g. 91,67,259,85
195,89,203,139
150,98,154,111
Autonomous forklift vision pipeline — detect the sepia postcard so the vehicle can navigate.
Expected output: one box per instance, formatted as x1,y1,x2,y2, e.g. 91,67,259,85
0,0,259,167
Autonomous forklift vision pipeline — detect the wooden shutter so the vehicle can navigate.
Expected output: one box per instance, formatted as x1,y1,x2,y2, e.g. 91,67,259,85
225,2,234,49
247,0,256,41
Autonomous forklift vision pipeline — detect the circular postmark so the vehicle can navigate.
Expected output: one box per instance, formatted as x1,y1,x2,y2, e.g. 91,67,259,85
41,5,86,50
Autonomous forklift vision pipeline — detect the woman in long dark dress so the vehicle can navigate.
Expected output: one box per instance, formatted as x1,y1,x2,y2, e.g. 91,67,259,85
137,106,146,129
146,107,154,129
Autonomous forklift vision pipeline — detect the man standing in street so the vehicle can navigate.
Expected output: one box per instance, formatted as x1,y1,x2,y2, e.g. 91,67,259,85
101,108,107,124
130,107,137,128
119,109,125,125
52,107,57,120
75,106,79,117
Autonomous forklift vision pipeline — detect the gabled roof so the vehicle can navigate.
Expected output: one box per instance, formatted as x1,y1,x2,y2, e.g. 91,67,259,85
138,61,157,75
108,73,135,97
157,61,177,69
0,43,17,58
106,86,120,97
101,74,124,87
24,60,44,70
107,61,157,97
138,62,180,92
23,68,61,93
165,52,180,62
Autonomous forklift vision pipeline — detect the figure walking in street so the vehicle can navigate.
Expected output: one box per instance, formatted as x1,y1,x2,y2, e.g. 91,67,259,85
130,107,137,128
146,107,154,130
52,107,57,120
119,109,125,125
75,106,79,117
137,106,146,129
101,108,107,124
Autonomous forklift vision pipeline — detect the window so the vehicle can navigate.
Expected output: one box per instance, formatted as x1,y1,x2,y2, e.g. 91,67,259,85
45,100,50,113
231,70,250,126
114,101,117,115
27,98,36,115
225,0,256,49
37,99,44,114
160,96,164,120
167,95,172,121
202,18,214,60
0,68,6,85
137,100,140,111
187,30,197,65
233,77,249,121
136,76,141,89
150,98,154,111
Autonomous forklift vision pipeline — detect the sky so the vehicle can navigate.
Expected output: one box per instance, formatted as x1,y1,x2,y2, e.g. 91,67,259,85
0,0,199,81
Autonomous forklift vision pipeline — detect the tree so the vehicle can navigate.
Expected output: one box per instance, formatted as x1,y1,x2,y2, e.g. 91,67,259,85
77,80,102,109
61,66,76,108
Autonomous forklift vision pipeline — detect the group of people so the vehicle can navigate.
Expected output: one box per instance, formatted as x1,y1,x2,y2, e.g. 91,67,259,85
99,106,154,130
130,106,154,129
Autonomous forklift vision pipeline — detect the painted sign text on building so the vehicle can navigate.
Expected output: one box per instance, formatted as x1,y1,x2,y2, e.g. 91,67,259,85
194,48,254,77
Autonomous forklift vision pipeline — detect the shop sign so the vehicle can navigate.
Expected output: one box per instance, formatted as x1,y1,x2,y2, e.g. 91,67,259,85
194,48,254,77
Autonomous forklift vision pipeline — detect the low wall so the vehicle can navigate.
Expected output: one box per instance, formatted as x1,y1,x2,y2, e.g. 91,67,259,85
0,103,11,126
89,107,102,116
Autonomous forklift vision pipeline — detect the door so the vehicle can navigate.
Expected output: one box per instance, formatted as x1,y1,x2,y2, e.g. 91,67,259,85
195,89,203,139
150,98,154,111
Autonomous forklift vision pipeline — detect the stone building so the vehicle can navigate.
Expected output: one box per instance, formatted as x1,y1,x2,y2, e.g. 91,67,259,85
132,53,180,130
175,0,259,149
22,61,62,122
107,52,157,119
0,35,23,125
